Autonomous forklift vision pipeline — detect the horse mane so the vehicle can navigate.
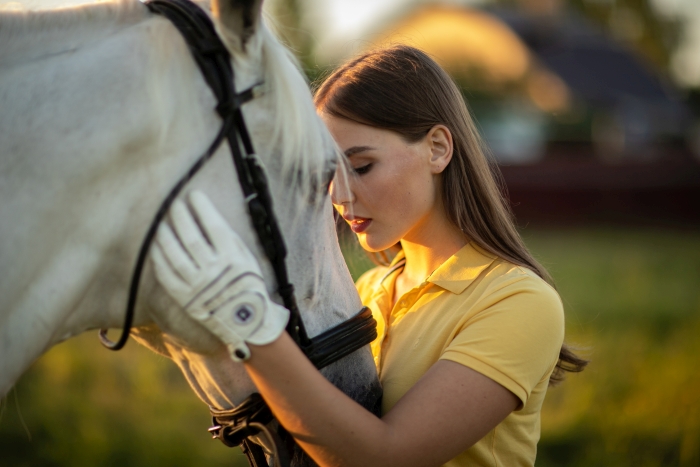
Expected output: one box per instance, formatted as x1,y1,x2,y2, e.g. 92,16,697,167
255,23,335,200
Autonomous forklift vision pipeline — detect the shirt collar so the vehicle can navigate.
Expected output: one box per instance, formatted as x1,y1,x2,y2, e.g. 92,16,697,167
427,243,497,294
377,249,407,288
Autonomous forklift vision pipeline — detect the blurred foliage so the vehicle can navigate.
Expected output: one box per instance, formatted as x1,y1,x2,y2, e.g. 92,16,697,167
264,0,314,68
502,0,682,72
2,227,699,466
524,228,700,467
566,0,680,73
0,334,248,467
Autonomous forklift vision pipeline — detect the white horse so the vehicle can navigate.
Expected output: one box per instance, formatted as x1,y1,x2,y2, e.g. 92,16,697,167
0,0,380,461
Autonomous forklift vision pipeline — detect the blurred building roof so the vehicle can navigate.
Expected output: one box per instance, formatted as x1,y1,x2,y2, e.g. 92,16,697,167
488,6,683,108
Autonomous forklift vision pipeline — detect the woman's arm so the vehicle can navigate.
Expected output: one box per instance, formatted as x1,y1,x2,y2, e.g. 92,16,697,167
151,192,519,467
247,333,518,467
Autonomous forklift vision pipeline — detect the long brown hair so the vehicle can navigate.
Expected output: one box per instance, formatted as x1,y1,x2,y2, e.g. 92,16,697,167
315,45,586,384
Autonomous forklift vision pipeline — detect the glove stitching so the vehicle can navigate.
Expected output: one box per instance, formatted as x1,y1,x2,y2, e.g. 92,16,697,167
201,271,265,309
185,265,232,309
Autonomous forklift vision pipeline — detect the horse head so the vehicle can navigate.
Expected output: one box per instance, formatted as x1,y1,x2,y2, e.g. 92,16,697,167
0,0,380,460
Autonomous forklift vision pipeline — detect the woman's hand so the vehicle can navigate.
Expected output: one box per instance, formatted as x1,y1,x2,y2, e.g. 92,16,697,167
150,190,289,361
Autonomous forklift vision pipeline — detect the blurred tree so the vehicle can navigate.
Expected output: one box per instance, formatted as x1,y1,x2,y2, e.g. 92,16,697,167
264,0,313,68
503,0,681,78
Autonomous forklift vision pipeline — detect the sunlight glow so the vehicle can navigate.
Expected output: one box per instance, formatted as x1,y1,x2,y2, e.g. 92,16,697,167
371,5,531,85
324,0,409,38
527,69,571,113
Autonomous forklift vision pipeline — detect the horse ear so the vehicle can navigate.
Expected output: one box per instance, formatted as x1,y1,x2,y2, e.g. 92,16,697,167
212,0,263,47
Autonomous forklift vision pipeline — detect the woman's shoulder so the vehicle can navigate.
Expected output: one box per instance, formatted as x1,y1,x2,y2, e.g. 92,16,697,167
482,258,564,322
466,243,556,295
489,258,557,290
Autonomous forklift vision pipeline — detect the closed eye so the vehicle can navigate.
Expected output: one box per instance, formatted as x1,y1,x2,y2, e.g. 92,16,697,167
353,163,372,175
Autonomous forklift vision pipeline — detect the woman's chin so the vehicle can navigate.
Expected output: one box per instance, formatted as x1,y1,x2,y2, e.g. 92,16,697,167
358,234,396,254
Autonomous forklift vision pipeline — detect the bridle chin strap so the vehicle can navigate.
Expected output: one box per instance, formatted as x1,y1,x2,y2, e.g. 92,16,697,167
98,1,378,465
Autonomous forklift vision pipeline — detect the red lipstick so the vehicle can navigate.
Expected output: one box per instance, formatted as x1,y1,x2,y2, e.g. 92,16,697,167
344,215,372,234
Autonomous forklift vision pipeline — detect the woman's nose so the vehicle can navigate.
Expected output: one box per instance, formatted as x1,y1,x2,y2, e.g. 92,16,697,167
329,170,355,206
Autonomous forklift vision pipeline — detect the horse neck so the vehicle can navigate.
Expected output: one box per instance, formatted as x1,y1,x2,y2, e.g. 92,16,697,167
0,3,223,397
0,0,149,65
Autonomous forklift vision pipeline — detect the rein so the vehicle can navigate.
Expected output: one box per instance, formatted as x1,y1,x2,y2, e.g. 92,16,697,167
97,0,377,465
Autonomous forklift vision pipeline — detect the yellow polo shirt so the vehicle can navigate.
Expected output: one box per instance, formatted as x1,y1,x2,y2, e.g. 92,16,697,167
356,243,564,467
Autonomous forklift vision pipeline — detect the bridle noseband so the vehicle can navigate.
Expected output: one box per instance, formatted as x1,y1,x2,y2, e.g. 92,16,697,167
97,1,378,466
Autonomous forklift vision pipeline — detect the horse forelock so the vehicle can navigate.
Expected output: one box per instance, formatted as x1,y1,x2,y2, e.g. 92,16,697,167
218,18,336,205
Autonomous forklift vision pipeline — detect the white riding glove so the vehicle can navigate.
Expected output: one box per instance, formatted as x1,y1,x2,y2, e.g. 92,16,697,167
150,190,289,362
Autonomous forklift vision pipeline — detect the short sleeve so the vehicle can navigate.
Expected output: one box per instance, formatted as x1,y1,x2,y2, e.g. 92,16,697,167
440,274,565,408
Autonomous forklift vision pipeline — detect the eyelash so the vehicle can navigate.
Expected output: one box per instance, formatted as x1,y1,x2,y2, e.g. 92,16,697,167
354,164,372,175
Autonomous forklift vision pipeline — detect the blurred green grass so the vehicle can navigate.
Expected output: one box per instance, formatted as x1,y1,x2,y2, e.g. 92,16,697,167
2,227,699,466
0,334,248,467
524,228,700,467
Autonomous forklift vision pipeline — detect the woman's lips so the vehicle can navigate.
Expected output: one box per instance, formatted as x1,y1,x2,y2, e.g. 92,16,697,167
347,217,372,233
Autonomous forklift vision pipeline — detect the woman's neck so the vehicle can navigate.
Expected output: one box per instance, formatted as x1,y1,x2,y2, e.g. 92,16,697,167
393,207,467,304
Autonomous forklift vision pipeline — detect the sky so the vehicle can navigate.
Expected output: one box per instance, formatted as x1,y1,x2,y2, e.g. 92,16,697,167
297,0,423,61
3,0,700,88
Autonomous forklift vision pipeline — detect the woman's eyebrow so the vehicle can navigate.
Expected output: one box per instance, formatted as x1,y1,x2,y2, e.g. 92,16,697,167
344,146,375,157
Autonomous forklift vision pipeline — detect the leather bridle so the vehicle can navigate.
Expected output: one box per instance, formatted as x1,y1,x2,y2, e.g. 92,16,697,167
97,0,378,465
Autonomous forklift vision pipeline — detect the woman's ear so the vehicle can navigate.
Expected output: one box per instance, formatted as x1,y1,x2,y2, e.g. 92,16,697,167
427,125,453,174
212,0,263,49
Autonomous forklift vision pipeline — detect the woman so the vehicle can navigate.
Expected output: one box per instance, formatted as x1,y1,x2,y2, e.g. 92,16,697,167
152,45,586,466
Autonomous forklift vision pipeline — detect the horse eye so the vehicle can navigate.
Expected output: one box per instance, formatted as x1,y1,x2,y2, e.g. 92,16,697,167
323,166,335,193
305,160,337,205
